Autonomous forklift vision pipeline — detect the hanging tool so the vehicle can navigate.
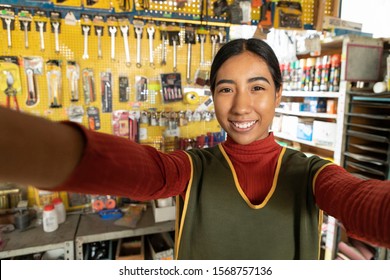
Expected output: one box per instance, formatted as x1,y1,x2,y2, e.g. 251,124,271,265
120,25,131,66
82,25,90,60
4,71,19,111
52,22,60,53
185,26,196,84
37,21,45,51
171,34,178,72
199,34,206,66
135,26,143,68
160,31,167,66
147,25,155,68
96,26,103,59
5,18,12,48
67,61,79,102
82,68,96,104
26,68,37,106
109,26,117,61
211,34,217,60
22,21,29,49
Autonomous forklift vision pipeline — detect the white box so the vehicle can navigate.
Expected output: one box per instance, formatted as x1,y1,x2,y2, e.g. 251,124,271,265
312,121,337,147
152,198,176,223
271,115,282,133
281,115,299,137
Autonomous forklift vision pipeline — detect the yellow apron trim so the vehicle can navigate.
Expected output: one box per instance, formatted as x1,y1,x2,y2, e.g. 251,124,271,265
317,210,324,260
218,144,286,209
312,162,336,195
174,151,194,260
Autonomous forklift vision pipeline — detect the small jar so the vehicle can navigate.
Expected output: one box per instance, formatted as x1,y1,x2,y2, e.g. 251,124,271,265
52,197,66,224
43,204,58,233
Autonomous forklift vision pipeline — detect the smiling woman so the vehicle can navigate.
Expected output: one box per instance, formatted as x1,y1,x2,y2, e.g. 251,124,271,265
0,38,389,260
210,39,283,145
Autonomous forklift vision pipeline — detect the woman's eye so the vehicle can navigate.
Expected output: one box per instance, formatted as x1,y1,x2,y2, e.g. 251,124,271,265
218,88,233,94
252,85,265,91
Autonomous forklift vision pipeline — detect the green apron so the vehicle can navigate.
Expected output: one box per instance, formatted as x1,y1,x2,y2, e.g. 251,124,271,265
175,144,333,260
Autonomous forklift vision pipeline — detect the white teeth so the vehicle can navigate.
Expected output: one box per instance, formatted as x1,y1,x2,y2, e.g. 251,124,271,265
232,120,256,129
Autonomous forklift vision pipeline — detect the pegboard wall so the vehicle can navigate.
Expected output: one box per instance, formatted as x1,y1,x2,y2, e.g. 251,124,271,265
0,7,224,151
0,0,341,151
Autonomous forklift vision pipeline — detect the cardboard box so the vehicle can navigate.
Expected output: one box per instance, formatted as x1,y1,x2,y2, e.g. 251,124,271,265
148,232,174,260
297,119,313,141
312,121,337,148
322,16,362,31
115,236,145,260
152,197,176,223
281,115,299,137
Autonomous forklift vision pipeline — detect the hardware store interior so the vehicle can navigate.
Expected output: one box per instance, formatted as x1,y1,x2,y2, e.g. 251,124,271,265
0,0,389,260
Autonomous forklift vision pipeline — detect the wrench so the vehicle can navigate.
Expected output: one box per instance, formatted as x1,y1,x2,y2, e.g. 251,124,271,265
120,25,131,66
135,26,143,68
52,22,60,53
109,26,117,61
37,21,45,51
82,25,90,60
211,35,217,60
218,31,224,44
186,36,193,84
172,35,178,72
5,18,12,48
96,27,102,59
199,34,205,66
147,26,155,68
22,21,29,49
26,68,37,105
161,33,167,66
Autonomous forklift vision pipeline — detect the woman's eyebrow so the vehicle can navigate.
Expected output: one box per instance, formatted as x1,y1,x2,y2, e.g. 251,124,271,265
215,79,235,86
216,77,271,87
248,76,271,85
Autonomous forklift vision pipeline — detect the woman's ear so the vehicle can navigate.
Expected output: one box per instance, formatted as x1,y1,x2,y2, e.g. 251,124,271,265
275,87,283,108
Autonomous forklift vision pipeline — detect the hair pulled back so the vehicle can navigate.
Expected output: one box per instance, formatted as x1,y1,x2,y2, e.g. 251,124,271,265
210,38,282,93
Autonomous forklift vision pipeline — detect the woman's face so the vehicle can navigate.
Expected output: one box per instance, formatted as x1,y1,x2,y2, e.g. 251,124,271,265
213,51,282,145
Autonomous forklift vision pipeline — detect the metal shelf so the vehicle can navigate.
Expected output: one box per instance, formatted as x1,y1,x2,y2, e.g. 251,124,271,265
274,132,335,151
74,206,175,260
275,108,338,119
282,91,342,98
0,214,80,260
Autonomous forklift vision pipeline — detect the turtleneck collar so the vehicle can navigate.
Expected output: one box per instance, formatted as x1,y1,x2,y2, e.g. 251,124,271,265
221,132,281,157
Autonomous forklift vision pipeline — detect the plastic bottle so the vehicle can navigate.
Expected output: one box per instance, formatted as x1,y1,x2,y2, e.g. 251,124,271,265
43,204,58,232
52,197,66,224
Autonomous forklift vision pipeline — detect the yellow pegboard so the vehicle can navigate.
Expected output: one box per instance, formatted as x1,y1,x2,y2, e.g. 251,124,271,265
0,15,221,138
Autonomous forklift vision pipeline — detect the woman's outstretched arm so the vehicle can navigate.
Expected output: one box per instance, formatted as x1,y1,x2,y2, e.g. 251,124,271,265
0,106,85,189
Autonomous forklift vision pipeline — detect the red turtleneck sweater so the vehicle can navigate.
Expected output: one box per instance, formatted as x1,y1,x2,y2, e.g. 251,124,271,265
56,125,390,248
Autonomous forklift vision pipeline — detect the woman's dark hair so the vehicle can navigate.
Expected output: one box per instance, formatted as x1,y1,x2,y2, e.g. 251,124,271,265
210,38,282,93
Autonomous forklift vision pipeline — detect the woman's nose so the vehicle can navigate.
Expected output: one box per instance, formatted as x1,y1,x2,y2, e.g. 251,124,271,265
231,91,252,115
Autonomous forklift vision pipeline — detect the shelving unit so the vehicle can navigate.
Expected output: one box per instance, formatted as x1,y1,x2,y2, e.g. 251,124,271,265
332,90,390,260
272,34,385,260
0,214,79,260
341,91,390,180
0,206,175,260
74,206,175,260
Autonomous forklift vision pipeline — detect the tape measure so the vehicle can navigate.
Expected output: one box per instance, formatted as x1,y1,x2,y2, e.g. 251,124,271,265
184,91,199,105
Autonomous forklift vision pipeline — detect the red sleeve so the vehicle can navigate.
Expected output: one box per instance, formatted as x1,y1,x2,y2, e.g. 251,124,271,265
54,122,191,201
315,164,390,248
